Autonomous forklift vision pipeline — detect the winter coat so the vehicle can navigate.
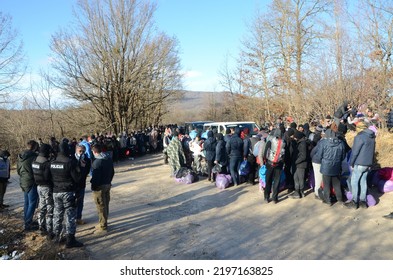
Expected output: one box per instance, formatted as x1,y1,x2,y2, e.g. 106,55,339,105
293,138,308,169
91,153,114,191
226,131,244,158
310,140,322,164
350,128,376,167
316,130,346,176
387,110,393,129
166,137,186,171
73,153,92,191
223,134,232,144
203,131,217,161
17,150,37,192
215,137,228,167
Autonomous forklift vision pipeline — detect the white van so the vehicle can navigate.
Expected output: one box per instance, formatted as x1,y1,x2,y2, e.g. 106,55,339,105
202,121,260,138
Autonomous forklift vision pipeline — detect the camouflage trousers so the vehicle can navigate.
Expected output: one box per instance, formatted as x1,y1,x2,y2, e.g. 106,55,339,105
37,186,54,233
53,192,77,235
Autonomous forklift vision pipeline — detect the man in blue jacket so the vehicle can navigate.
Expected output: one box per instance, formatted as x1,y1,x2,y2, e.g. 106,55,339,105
345,123,376,209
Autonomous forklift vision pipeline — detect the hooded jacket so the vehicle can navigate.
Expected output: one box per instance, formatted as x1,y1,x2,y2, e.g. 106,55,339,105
350,128,376,167
17,150,37,192
316,129,346,176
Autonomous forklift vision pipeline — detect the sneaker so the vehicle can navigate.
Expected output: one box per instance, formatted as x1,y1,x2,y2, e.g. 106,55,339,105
359,201,368,209
344,200,358,209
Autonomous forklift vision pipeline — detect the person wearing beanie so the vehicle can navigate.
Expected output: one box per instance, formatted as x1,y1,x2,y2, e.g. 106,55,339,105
226,127,244,186
32,143,54,238
17,140,39,231
50,140,83,248
289,131,308,199
0,150,11,209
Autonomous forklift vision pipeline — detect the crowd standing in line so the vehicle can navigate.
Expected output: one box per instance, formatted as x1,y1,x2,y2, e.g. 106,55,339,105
1,104,393,249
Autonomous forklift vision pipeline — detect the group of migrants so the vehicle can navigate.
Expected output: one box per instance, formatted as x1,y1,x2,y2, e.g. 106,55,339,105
0,135,114,249
163,101,393,218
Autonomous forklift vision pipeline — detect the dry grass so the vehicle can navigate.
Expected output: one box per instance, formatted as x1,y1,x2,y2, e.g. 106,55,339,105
345,128,393,168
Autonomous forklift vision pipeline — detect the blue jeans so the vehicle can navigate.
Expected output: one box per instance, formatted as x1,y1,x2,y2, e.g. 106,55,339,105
24,185,38,228
351,165,369,202
229,157,242,185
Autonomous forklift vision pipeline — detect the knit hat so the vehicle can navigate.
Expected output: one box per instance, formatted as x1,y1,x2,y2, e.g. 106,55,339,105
59,141,69,155
316,125,323,132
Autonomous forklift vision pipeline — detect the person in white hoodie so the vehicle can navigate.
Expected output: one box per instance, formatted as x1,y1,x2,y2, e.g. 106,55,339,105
189,134,203,175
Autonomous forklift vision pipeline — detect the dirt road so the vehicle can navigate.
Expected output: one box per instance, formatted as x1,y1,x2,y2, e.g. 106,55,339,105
5,153,393,259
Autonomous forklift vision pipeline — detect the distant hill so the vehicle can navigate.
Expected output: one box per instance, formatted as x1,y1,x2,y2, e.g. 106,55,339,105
163,90,227,123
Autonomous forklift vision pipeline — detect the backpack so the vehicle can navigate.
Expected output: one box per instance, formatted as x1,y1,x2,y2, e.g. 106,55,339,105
253,141,261,157
0,158,10,179
267,137,285,165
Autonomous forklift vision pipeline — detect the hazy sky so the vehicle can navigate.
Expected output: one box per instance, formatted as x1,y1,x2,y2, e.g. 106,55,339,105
2,0,267,92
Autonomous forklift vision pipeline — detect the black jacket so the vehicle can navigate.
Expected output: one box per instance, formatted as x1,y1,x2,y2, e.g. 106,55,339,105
50,153,81,193
215,139,228,166
91,153,115,190
203,132,217,161
293,138,308,169
73,154,92,191
226,134,244,158
32,155,52,187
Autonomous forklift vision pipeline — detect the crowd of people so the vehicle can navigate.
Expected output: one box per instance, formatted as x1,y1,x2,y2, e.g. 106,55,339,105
0,135,115,249
162,102,393,218
1,102,393,251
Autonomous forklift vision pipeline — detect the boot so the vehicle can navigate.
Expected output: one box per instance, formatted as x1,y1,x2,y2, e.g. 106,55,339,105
65,234,84,248
54,234,66,244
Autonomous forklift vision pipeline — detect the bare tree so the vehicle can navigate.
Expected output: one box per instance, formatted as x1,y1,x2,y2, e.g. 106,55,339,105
0,12,26,103
50,0,182,134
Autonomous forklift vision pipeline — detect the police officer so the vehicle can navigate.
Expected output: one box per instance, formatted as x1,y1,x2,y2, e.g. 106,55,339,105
32,144,54,238
50,140,83,248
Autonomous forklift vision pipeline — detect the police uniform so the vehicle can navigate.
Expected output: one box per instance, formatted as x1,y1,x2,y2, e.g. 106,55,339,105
50,142,83,248
32,144,54,235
